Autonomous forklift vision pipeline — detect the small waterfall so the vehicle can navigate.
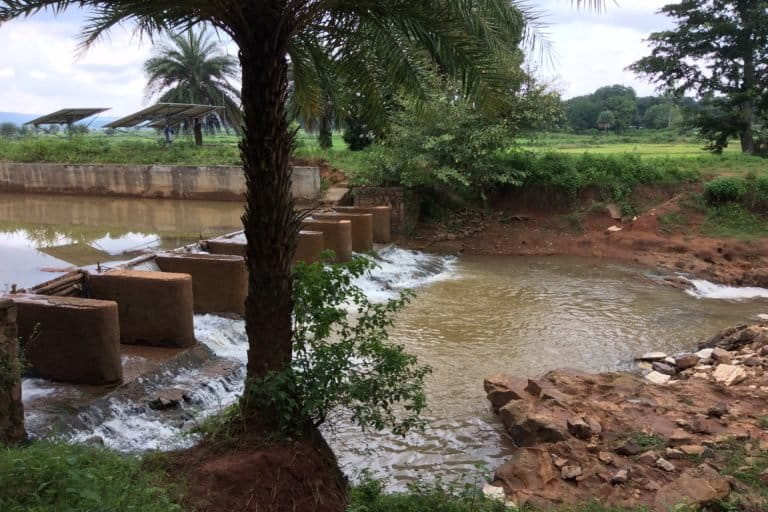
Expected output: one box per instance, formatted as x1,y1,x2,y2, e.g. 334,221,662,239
684,279,768,300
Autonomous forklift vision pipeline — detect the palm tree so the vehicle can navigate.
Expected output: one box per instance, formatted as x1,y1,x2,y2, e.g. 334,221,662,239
144,28,242,142
0,0,605,434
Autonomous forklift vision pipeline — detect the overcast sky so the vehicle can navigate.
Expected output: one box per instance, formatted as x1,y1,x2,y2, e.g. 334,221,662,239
0,1,673,116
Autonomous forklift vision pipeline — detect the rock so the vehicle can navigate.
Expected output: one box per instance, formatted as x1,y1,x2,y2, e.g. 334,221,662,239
84,435,105,446
637,352,668,362
645,371,671,385
598,452,614,465
707,403,729,418
712,347,732,364
695,348,714,360
567,416,592,440
561,464,583,480
744,356,762,367
482,484,506,501
484,374,530,412
638,451,659,465
499,401,568,447
680,445,714,458
148,389,187,411
655,458,676,472
760,468,768,485
494,448,555,496
654,464,731,510
652,362,676,376
759,314,768,322
524,379,572,408
586,441,599,452
712,364,747,386
606,225,623,233
760,346,768,357
669,429,695,447
552,455,569,468
665,448,685,460
606,203,622,220
615,440,642,456
610,469,629,485
674,354,701,370
664,356,677,366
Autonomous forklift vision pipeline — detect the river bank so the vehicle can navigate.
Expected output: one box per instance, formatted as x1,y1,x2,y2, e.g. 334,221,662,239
402,190,768,289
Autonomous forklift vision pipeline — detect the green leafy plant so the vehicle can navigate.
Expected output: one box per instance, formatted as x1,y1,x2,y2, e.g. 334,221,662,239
242,255,431,436
704,177,747,205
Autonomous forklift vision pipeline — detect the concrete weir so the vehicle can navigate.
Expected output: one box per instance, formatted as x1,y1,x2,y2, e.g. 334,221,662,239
312,213,374,253
88,270,196,348
14,294,123,386
333,206,392,243
207,230,326,265
155,253,247,316
301,219,353,262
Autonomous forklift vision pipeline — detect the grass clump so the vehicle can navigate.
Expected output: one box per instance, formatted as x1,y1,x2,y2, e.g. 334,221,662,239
659,212,689,234
701,204,768,239
711,439,768,509
628,432,668,451
0,441,182,512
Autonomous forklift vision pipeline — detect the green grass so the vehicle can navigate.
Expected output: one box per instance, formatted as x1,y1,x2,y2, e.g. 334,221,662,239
659,212,690,234
0,441,182,512
711,439,768,508
627,432,668,451
701,204,768,239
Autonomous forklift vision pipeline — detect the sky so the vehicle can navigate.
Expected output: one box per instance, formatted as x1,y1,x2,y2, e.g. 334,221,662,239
0,1,673,116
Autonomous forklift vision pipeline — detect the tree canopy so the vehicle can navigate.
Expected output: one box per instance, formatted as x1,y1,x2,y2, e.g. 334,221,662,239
630,0,768,154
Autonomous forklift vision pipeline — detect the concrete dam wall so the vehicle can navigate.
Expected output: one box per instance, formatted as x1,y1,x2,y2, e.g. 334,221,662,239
0,162,321,202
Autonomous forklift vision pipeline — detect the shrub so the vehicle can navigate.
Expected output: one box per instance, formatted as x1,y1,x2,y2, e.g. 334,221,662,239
704,176,747,205
0,442,181,512
743,173,768,212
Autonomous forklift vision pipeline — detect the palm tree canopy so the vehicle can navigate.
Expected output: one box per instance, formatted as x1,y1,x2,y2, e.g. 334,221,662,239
144,28,242,131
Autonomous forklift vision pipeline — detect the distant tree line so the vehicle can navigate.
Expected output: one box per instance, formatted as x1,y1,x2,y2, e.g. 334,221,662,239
0,122,90,138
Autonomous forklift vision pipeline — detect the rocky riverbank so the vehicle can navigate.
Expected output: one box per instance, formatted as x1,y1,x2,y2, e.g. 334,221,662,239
483,323,768,511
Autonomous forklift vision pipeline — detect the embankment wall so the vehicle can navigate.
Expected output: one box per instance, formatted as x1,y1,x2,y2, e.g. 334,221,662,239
0,299,25,444
0,163,320,202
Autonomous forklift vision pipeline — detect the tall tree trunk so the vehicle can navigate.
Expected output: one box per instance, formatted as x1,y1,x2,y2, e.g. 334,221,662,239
234,8,299,389
193,119,204,146
318,97,334,149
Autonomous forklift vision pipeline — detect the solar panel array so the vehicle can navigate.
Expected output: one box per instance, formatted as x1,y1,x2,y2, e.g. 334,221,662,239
25,108,110,126
105,103,223,129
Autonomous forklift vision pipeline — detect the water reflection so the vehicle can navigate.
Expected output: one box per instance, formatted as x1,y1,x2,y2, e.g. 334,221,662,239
0,193,244,287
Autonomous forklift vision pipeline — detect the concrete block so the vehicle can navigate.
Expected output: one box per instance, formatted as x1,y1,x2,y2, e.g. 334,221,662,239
155,253,247,316
13,294,122,386
206,239,246,258
0,298,25,444
88,270,196,348
295,231,324,264
300,219,352,262
312,213,374,253
333,206,392,243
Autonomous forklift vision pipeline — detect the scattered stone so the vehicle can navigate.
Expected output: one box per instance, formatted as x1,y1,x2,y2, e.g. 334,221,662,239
499,401,568,446
484,375,531,412
707,403,729,418
638,451,659,465
679,445,705,456
712,347,732,364
606,226,623,233
482,484,506,501
674,354,701,370
675,419,690,428
637,361,652,371
148,389,188,411
637,352,668,362
669,429,695,447
695,348,714,360
712,364,747,386
598,452,614,465
652,362,676,376
84,435,105,446
760,346,768,357
615,440,642,456
760,469,768,485
656,458,676,472
665,448,685,460
758,314,768,322
664,356,677,366
561,464,583,480
744,357,762,367
552,455,569,468
610,469,629,485
586,441,599,452
567,416,592,440
645,371,672,385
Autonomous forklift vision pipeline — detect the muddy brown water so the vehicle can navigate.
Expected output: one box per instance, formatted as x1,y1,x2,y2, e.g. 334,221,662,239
0,193,244,288
5,193,768,485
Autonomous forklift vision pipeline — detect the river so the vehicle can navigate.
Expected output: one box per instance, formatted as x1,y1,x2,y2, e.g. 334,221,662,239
6,193,768,487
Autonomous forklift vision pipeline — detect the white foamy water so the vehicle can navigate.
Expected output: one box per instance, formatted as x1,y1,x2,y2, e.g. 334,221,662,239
194,315,248,362
22,379,58,402
685,279,768,300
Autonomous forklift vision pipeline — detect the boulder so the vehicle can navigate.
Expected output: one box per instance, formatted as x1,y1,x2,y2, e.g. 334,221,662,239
652,362,676,376
655,458,676,472
567,416,592,440
654,464,731,511
707,403,729,418
674,354,700,370
638,451,659,465
712,364,747,386
499,401,568,446
484,374,530,412
494,448,555,495
610,470,629,485
645,371,671,385
561,465,583,480
637,352,668,362
711,347,732,364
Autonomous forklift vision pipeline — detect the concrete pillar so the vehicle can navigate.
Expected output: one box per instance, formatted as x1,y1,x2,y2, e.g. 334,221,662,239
300,219,353,262
155,253,247,316
206,239,246,258
88,270,196,348
0,298,25,445
312,213,374,253
13,294,122,386
295,231,324,264
333,206,392,243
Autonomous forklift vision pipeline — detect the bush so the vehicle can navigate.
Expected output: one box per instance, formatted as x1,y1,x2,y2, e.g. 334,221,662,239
704,176,747,205
743,173,768,212
0,442,181,512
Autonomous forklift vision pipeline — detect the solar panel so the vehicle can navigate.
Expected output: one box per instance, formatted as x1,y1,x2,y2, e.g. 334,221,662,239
104,103,223,129
25,108,110,126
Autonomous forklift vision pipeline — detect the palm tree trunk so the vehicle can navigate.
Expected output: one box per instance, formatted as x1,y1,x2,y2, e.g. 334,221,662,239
234,11,299,390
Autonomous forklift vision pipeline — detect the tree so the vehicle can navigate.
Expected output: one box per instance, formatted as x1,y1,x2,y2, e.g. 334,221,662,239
144,28,242,143
630,0,768,154
596,110,616,132
565,85,638,132
0,122,17,138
